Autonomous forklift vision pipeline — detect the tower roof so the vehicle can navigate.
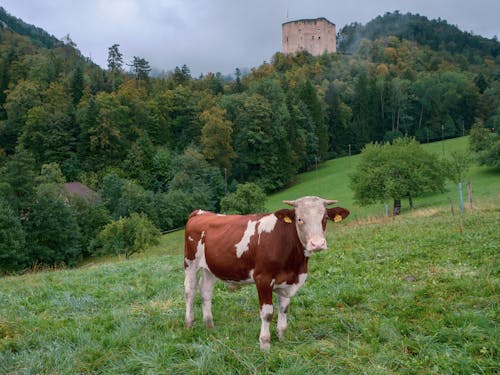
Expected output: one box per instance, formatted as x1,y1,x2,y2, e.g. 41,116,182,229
282,17,335,27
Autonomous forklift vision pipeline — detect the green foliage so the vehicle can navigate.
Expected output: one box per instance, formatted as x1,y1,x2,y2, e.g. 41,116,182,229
0,148,36,212
115,180,158,225
350,137,445,209
0,7,499,268
170,147,224,211
220,182,266,214
200,106,236,170
94,213,160,258
443,150,473,183
0,198,27,272
155,189,197,229
338,11,499,59
36,162,66,185
469,121,500,168
68,196,111,257
101,173,126,214
24,184,81,266
123,133,155,189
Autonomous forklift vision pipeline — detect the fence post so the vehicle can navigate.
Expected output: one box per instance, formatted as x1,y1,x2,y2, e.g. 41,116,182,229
385,204,389,217
458,182,464,213
449,198,455,216
467,182,473,209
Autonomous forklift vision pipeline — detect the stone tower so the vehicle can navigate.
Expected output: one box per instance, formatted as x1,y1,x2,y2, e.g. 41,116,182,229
282,17,336,56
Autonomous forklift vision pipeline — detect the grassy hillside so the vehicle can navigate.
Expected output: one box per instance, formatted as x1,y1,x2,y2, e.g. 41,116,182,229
1,207,498,373
266,136,500,219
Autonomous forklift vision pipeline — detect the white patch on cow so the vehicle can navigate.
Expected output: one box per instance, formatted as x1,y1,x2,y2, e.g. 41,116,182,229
188,236,194,242
216,214,226,216
258,214,277,235
270,279,275,287
235,220,257,258
259,303,274,350
260,303,273,317
197,209,206,215
196,231,208,270
274,273,308,298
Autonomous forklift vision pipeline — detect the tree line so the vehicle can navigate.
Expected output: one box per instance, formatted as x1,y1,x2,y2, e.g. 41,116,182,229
0,10,498,272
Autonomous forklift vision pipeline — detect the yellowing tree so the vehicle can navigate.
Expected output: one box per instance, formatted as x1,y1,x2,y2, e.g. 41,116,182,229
200,106,236,170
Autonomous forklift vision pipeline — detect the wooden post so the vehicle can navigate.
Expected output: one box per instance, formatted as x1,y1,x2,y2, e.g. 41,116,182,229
467,182,473,209
449,198,455,216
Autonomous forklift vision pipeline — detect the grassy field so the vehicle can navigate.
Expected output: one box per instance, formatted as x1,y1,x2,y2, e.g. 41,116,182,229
266,137,499,218
0,207,498,374
1,136,499,374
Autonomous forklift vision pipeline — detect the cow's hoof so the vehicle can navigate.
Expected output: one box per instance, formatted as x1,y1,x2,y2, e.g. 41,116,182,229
259,337,271,351
185,320,194,329
278,331,285,341
204,319,214,329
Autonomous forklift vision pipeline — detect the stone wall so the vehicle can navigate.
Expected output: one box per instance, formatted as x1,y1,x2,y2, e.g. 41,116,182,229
282,17,336,56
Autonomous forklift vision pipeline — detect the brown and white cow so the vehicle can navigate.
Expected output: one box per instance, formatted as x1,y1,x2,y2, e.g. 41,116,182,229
184,196,349,350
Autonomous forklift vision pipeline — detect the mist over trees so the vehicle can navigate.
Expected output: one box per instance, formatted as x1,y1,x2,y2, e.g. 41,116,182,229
0,8,499,271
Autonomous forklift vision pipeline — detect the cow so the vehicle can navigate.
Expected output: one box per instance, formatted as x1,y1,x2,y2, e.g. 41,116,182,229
183,196,350,350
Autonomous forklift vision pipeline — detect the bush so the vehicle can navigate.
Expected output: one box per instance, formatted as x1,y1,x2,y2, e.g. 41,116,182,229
155,190,197,230
68,196,112,257
115,180,158,224
220,182,266,214
94,213,160,258
24,184,81,266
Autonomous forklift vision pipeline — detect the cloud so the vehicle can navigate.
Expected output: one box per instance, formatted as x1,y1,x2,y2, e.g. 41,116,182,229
1,0,498,76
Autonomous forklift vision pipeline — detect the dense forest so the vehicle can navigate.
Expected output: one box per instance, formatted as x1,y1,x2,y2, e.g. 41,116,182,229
0,8,499,271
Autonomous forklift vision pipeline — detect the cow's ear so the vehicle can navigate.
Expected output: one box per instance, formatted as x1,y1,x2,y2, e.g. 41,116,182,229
327,207,350,222
274,208,295,224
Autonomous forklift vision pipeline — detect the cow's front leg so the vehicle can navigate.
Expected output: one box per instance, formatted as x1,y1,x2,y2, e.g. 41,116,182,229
277,295,291,341
256,281,274,350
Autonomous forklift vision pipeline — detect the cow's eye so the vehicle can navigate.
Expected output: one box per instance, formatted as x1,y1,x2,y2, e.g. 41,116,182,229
297,218,304,224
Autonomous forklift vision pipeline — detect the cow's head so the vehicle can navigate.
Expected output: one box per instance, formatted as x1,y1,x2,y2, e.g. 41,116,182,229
277,196,349,256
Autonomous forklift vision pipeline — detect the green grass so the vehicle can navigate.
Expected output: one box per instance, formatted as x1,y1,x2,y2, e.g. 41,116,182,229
1,207,498,374
1,136,499,373
266,136,500,218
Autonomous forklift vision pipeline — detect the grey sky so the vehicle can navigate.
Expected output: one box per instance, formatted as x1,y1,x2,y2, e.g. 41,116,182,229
2,0,499,76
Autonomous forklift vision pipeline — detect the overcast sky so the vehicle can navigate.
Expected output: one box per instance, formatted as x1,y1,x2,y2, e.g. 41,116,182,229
2,0,499,76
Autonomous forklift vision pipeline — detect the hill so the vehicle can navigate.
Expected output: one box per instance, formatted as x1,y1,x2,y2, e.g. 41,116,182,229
266,136,500,217
338,11,500,58
0,8,499,272
0,205,497,373
0,7,63,49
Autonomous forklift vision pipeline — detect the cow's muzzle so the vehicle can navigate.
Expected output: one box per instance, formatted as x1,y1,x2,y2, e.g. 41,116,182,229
306,237,327,252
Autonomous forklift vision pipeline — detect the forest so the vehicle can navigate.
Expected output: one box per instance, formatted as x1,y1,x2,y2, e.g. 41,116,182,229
0,8,499,272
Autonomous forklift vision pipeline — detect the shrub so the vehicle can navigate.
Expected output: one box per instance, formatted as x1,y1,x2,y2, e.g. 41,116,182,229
220,182,266,214
155,190,197,230
68,196,112,257
24,184,81,266
94,213,160,258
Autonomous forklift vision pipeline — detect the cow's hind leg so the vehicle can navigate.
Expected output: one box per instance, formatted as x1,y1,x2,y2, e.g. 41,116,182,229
277,295,291,341
199,268,217,328
184,259,199,328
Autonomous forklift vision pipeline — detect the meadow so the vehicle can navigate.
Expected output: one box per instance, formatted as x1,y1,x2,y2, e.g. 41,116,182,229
266,136,499,217
0,136,499,374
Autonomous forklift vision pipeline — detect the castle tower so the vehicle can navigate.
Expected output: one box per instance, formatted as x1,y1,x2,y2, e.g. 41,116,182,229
282,17,336,56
